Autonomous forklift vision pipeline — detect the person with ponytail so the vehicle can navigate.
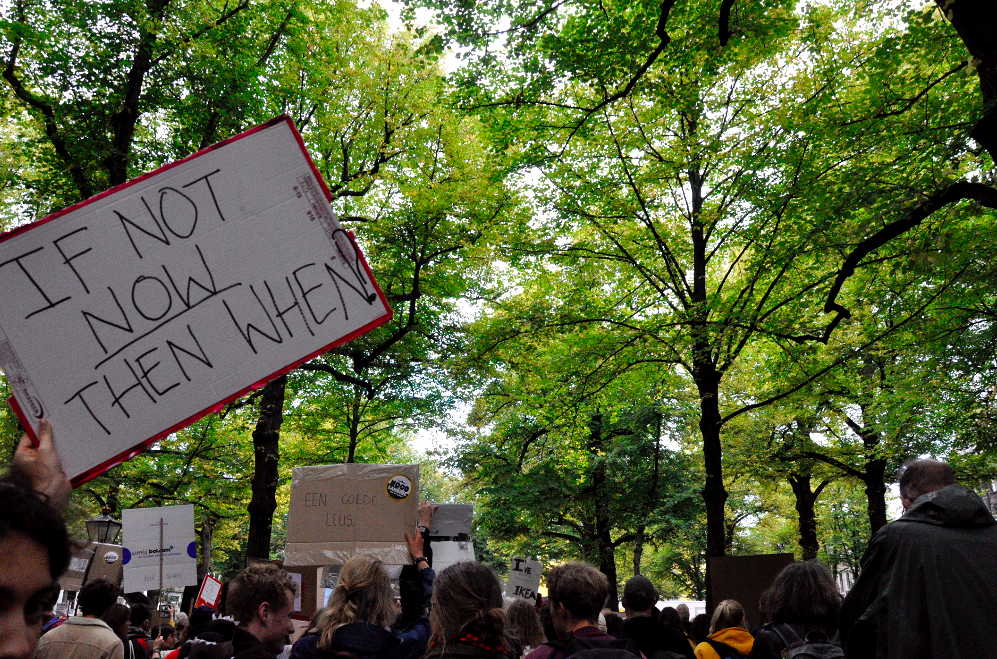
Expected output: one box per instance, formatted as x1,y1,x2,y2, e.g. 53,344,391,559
423,562,518,659
290,502,437,659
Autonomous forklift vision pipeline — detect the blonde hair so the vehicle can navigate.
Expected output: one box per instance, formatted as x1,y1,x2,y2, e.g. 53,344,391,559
316,555,396,652
709,599,747,635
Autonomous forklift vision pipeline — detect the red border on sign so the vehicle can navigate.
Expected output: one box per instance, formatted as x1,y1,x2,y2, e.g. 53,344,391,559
2,115,393,486
194,574,224,610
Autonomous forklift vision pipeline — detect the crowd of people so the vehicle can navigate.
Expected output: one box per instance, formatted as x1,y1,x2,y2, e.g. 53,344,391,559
3,420,996,659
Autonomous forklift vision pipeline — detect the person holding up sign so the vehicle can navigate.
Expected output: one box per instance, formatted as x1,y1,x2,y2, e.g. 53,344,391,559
291,501,437,659
0,419,72,659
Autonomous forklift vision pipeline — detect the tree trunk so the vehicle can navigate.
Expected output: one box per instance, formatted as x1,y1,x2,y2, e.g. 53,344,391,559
246,376,287,560
936,0,997,160
864,455,888,534
181,519,213,614
347,386,362,463
588,413,620,610
633,529,645,576
788,473,828,560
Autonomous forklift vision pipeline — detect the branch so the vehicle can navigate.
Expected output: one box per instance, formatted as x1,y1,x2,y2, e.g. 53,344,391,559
149,0,252,67
818,181,997,343
558,0,676,148
542,531,584,544
843,60,969,127
298,361,375,398
2,9,93,199
792,451,864,480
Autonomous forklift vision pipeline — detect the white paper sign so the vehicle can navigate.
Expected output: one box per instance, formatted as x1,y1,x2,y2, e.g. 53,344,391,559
0,117,392,483
506,556,542,602
122,504,198,593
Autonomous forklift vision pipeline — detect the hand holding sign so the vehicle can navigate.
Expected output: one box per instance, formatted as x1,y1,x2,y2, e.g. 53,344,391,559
11,418,71,510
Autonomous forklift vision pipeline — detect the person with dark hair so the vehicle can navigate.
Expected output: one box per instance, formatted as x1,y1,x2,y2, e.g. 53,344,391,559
536,602,557,644
152,624,176,651
103,603,132,642
171,604,220,659
126,602,157,659
840,458,997,658
614,577,692,659
602,612,624,637
423,561,515,659
223,563,299,658
659,608,694,654
506,600,546,657
689,615,710,646
693,600,752,659
290,501,437,659
749,562,842,659
0,419,72,659
35,577,124,659
524,563,641,659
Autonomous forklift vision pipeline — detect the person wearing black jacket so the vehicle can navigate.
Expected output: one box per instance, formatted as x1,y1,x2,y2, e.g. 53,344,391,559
839,460,997,659
749,562,841,659
614,576,693,659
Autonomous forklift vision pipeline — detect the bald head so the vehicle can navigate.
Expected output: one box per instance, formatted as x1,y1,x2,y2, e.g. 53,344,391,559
899,459,957,507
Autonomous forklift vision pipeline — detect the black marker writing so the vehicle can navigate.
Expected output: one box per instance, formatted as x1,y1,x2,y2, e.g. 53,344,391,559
52,227,92,294
0,247,72,319
63,381,110,435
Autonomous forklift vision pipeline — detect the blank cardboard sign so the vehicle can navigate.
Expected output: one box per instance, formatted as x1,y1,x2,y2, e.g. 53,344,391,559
284,463,419,566
0,117,392,483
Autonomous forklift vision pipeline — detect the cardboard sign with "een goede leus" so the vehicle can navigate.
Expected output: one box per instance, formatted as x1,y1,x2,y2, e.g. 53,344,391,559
284,464,419,567
0,116,392,485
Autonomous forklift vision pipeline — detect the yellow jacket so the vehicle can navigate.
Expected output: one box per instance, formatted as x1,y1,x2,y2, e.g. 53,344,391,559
693,627,754,659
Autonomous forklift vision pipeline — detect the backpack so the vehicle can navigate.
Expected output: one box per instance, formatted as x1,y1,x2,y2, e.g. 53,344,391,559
705,640,747,659
770,624,844,659
647,651,687,659
546,636,643,659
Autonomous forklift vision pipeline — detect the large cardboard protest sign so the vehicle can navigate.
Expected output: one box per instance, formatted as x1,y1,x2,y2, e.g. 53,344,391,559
0,116,392,484
506,557,542,602
122,504,198,593
284,464,419,566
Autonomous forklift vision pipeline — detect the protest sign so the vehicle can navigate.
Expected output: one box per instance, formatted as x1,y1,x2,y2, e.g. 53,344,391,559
284,464,419,566
0,116,392,484
427,504,475,572
428,504,473,539
283,566,321,620
506,556,543,602
193,574,223,610
122,504,198,593
58,542,124,591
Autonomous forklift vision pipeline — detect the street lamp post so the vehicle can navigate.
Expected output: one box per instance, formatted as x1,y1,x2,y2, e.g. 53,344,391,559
85,513,122,544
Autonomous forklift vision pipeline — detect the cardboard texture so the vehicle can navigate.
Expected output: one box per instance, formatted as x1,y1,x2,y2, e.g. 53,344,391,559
122,504,198,593
60,544,95,591
59,543,125,591
88,543,125,587
284,464,419,566
506,557,542,602
707,553,794,624
283,565,321,620
0,116,392,484
428,504,473,539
